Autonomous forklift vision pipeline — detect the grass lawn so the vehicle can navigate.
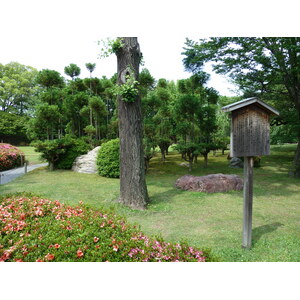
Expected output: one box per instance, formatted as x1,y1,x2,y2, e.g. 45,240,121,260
1,144,299,261
18,146,46,165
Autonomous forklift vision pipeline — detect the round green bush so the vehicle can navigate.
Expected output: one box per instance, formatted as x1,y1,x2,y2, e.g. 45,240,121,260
0,143,25,171
55,137,90,170
97,138,120,178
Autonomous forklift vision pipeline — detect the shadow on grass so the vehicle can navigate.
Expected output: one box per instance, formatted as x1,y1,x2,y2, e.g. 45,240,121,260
252,222,284,246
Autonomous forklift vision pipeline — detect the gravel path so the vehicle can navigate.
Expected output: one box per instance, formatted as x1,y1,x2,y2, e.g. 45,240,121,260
0,163,48,185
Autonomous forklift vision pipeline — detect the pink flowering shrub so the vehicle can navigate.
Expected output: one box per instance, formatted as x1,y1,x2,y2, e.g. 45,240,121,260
0,193,214,262
0,143,25,171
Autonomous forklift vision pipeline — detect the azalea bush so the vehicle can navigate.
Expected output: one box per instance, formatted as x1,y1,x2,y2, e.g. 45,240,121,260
0,143,25,171
0,193,213,262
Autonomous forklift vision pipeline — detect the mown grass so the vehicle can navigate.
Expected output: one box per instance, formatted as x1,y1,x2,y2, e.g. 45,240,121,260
18,146,45,165
1,144,299,262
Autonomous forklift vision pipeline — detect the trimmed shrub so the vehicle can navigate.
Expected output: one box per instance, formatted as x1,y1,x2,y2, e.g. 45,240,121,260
0,194,214,262
55,138,90,170
0,143,25,171
97,138,120,178
32,137,90,171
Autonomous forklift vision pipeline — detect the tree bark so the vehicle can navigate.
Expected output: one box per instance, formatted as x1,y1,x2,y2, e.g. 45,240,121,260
117,37,149,210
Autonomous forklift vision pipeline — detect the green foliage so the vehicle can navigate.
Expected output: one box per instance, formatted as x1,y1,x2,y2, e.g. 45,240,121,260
0,143,25,171
36,69,65,88
27,103,61,141
182,37,300,175
271,124,299,144
85,63,96,74
31,137,89,170
143,137,156,171
114,73,139,103
0,111,29,145
55,137,90,169
64,64,81,80
175,142,201,161
98,38,124,58
97,138,120,178
139,68,155,97
84,125,96,136
31,139,66,170
0,62,38,114
0,194,212,262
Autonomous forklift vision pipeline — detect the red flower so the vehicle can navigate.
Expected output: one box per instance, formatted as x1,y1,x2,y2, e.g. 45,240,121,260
54,244,61,249
15,259,23,262
77,249,84,258
113,245,119,252
93,237,99,243
45,253,55,261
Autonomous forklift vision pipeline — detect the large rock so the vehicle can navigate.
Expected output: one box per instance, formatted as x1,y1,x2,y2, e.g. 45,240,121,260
72,146,100,174
175,174,243,193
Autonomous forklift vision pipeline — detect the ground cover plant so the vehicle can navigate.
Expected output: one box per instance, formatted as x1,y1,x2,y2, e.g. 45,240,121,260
0,193,211,262
0,143,25,171
0,144,299,262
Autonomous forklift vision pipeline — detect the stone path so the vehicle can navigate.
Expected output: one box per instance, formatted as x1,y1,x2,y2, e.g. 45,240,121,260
0,163,48,185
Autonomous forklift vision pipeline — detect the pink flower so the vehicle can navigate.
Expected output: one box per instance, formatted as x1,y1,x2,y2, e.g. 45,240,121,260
54,244,61,249
77,249,84,258
93,237,99,243
45,253,55,261
113,245,119,252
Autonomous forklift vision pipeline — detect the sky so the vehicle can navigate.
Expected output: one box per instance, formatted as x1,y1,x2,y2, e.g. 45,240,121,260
0,0,281,97
1,1,298,97
1,32,239,96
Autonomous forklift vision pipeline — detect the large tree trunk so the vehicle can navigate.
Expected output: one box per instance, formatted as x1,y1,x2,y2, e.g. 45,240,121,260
117,37,149,210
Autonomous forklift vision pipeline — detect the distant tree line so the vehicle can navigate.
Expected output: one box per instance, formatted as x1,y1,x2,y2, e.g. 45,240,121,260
1,43,298,174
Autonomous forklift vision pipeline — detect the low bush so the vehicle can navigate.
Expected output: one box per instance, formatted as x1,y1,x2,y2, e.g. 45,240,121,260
55,137,90,170
32,137,90,171
0,194,213,262
97,138,119,178
0,144,25,171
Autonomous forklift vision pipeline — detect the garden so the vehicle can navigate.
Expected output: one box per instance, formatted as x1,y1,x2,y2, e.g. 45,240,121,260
1,37,300,262
1,143,299,262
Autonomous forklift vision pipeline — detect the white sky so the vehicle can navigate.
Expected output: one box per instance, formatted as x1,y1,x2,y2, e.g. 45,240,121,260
3,0,297,97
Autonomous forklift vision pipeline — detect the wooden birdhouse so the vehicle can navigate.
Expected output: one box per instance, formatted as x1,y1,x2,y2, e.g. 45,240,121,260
222,97,279,157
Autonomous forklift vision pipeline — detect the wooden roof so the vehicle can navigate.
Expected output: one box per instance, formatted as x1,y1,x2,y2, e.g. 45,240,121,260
222,97,279,116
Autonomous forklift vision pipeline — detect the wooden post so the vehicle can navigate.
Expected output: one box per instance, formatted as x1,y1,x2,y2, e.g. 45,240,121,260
24,162,28,174
242,156,254,248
